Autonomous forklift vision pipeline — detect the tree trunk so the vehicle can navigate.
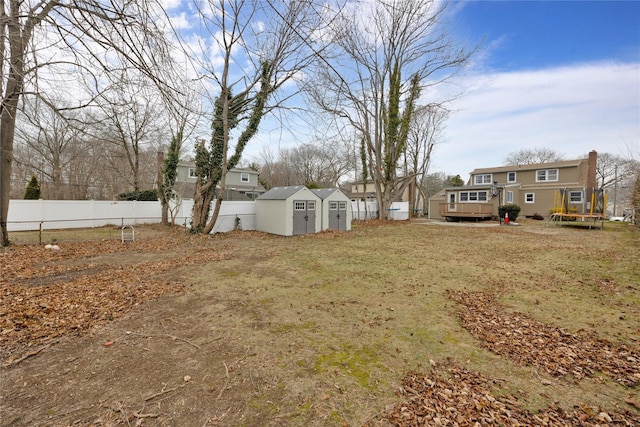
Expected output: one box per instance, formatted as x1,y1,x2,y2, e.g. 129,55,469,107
191,178,215,232
204,192,224,234
0,109,16,245
381,181,394,220
1,9,26,246
157,151,168,225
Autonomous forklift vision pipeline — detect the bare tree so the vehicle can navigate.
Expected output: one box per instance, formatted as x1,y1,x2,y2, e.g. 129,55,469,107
188,0,322,234
404,104,448,214
307,0,473,218
624,141,640,224
158,84,202,225
503,148,565,165
0,0,178,245
256,136,353,189
632,166,640,225
285,140,351,187
595,151,639,217
91,72,167,194
14,100,88,199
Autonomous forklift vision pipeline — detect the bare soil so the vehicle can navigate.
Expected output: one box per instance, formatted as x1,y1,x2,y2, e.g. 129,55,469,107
1,221,639,426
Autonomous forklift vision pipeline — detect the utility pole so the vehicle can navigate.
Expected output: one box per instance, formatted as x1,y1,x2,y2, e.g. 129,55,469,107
613,164,618,217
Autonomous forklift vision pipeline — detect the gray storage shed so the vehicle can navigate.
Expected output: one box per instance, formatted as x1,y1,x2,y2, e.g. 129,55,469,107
256,186,322,236
311,188,352,231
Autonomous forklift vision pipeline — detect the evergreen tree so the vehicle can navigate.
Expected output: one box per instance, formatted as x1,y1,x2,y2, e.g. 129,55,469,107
24,176,41,200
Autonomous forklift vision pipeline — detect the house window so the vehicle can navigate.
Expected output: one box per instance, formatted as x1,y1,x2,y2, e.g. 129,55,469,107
536,169,558,182
294,201,306,210
507,191,513,203
525,193,535,203
474,174,492,184
569,191,583,203
241,173,250,183
188,168,196,178
459,191,487,202
507,172,516,183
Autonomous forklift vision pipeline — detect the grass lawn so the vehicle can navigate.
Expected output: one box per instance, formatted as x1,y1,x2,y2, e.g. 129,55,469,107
1,219,638,426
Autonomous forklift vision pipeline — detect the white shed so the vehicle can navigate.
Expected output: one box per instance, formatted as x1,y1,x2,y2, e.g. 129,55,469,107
311,188,352,231
256,186,322,236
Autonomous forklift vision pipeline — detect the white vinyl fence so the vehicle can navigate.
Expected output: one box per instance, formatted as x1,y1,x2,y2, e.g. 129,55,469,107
8,199,406,235
7,199,256,233
350,201,409,220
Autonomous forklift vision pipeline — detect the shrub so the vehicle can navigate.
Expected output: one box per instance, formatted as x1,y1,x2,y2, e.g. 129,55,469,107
24,175,41,200
498,204,521,221
118,189,158,201
549,206,577,221
549,206,577,215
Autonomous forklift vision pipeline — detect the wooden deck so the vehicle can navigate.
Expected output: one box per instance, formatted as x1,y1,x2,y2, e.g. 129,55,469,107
439,203,494,221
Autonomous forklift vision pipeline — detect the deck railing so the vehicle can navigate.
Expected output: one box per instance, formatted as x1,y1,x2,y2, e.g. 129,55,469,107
439,202,494,217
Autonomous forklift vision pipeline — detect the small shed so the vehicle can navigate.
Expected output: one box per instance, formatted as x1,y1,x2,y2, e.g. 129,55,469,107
311,188,352,231
256,186,322,236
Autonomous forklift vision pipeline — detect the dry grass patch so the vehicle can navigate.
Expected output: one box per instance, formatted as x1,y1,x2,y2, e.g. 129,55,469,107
1,220,638,426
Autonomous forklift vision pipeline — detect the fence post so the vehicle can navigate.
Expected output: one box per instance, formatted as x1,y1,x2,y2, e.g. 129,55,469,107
39,222,43,245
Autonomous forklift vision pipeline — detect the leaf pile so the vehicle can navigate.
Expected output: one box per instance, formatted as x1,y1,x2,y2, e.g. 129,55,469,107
447,290,640,387
381,362,640,426
1,234,228,360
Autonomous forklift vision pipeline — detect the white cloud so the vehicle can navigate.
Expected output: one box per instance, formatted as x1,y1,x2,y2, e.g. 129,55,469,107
432,62,640,178
159,0,183,11
169,11,192,30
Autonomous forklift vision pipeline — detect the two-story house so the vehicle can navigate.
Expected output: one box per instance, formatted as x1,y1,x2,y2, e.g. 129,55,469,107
428,150,600,221
347,180,413,203
173,161,266,200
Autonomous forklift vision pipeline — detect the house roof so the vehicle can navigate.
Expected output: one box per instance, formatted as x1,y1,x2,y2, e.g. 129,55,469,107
442,184,495,191
469,158,586,175
257,185,308,200
177,161,259,175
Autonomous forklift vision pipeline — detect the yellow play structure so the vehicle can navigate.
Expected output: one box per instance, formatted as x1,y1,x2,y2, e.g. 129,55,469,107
548,188,607,229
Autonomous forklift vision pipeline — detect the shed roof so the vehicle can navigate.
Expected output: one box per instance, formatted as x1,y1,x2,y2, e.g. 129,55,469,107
311,188,346,200
257,185,308,200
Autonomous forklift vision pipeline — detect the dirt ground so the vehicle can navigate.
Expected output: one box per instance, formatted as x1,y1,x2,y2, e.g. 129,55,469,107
1,222,639,426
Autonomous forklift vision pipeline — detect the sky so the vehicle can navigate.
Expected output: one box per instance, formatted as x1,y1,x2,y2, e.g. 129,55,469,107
167,0,639,183
429,0,640,179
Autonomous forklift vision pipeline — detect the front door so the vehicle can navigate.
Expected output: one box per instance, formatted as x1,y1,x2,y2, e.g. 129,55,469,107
328,201,348,230
293,200,316,235
448,193,456,211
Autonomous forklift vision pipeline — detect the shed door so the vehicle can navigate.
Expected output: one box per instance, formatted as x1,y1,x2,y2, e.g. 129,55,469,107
328,201,347,230
293,200,316,235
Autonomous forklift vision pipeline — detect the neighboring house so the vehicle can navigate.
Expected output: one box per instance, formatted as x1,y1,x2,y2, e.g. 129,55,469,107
348,180,378,201
174,162,266,200
428,150,600,220
347,180,412,203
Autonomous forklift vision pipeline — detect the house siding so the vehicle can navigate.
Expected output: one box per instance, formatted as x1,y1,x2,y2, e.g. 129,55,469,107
173,163,265,200
429,151,600,220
